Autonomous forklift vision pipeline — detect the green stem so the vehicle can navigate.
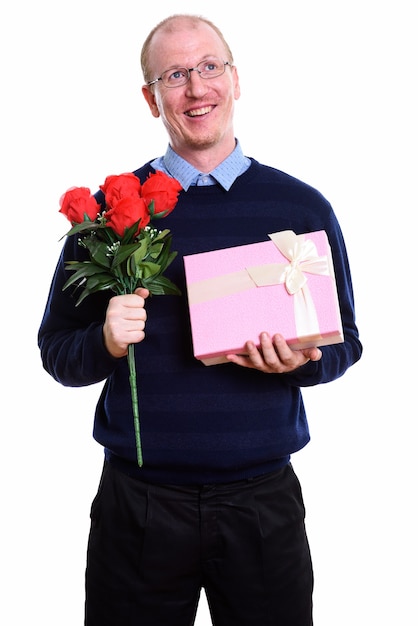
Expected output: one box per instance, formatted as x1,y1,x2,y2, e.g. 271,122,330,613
127,343,143,467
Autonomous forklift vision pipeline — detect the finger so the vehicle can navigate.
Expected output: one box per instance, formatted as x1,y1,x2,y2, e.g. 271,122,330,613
271,334,315,371
271,333,292,356
134,287,150,300
301,347,322,362
227,341,264,370
259,332,281,367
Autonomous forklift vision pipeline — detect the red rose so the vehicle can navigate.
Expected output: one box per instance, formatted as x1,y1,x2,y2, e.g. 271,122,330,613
104,196,150,237
59,187,100,224
141,171,182,216
100,173,142,210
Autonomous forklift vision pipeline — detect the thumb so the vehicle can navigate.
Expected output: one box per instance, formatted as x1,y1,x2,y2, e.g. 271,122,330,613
308,347,322,362
134,287,150,299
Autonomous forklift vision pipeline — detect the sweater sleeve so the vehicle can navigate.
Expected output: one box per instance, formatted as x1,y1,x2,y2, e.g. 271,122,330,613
38,234,121,387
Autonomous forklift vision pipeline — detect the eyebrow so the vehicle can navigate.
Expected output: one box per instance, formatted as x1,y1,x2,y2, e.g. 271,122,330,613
161,55,221,71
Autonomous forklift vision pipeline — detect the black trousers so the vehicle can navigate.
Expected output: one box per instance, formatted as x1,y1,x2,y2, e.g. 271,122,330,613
85,462,313,626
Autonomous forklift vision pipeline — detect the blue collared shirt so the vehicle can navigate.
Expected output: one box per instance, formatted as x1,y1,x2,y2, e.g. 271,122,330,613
150,141,251,191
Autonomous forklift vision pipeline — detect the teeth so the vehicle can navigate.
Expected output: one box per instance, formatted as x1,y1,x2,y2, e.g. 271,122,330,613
187,106,212,117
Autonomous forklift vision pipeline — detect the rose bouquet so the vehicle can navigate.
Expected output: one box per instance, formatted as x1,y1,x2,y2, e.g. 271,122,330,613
59,171,183,466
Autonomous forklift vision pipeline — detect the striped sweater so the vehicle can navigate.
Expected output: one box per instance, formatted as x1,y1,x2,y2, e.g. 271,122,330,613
38,158,362,484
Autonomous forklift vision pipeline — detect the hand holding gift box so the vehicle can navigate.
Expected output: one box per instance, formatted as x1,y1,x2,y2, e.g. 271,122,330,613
184,230,344,365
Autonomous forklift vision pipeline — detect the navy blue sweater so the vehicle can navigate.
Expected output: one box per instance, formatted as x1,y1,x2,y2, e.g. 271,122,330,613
38,159,362,484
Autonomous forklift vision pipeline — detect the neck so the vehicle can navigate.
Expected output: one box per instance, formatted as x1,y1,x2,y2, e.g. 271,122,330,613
170,137,236,173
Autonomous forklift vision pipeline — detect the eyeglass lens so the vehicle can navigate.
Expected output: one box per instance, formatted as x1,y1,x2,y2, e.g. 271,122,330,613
160,58,227,87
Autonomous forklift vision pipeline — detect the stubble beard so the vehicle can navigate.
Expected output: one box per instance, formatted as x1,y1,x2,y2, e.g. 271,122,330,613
183,126,224,152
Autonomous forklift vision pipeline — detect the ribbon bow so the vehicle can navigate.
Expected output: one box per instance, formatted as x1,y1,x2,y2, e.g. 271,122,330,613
246,231,331,338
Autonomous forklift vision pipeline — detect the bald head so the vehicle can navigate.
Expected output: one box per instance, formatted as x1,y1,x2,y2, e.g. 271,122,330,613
141,14,234,85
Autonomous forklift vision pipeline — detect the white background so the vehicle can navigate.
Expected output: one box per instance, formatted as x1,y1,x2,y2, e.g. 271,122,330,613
1,1,416,624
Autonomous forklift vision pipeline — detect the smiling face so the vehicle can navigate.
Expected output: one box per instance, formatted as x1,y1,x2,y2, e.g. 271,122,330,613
142,17,241,170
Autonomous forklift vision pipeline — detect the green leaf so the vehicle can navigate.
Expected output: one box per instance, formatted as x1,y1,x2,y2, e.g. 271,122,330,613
85,274,118,291
165,250,178,267
63,271,87,291
120,220,141,245
100,226,120,245
83,238,112,268
66,273,119,306
127,257,165,281
148,242,164,259
147,199,155,218
152,210,170,220
61,220,97,240
64,260,98,271
139,261,161,279
111,242,143,269
114,241,147,265
154,246,178,272
62,221,181,304
62,262,105,290
152,228,171,243
144,275,182,296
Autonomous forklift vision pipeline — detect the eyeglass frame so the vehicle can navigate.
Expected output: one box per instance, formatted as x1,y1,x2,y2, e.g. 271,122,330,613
146,58,233,88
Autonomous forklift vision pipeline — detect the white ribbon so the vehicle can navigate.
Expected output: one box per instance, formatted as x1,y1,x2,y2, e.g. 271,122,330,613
246,231,331,339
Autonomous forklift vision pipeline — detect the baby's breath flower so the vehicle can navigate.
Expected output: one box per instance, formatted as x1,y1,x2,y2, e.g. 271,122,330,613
106,242,121,257
96,212,107,226
143,225,159,240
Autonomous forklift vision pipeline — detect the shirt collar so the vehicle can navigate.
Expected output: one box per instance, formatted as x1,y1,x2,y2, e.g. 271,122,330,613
151,141,250,191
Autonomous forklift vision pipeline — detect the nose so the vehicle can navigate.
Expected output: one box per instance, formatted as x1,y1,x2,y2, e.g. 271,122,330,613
185,68,208,96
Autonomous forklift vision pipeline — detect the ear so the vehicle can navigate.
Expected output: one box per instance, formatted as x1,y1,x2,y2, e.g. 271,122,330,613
142,85,160,118
232,66,241,101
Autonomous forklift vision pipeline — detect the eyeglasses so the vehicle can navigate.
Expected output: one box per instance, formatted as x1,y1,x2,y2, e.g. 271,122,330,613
147,57,232,88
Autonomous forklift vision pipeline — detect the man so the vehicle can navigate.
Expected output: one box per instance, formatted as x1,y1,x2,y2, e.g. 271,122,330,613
38,14,362,626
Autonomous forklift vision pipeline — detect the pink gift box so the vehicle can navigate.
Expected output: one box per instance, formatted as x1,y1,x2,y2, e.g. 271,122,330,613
183,230,344,365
